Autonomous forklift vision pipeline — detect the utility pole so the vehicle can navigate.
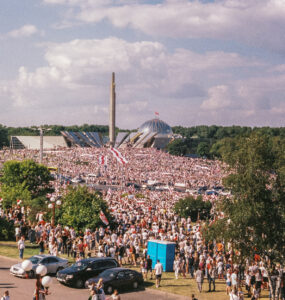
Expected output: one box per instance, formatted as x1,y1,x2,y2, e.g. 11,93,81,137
39,127,44,164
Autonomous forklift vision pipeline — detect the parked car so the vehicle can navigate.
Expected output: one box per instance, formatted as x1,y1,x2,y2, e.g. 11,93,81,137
56,257,119,288
85,267,144,294
10,255,68,278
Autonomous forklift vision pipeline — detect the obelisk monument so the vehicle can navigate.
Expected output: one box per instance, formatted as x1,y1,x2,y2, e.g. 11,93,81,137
109,72,116,147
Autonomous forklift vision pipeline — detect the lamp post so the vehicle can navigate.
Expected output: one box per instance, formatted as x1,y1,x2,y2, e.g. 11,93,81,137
21,260,52,300
49,196,61,227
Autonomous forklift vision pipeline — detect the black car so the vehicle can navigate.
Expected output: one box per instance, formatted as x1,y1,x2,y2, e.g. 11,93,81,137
56,257,119,288
85,267,144,294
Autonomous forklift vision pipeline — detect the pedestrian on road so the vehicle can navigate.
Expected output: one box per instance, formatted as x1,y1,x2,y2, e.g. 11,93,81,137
1,290,10,300
18,235,25,259
154,259,163,288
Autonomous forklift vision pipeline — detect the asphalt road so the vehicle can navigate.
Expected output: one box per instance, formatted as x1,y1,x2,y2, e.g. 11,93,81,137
0,256,189,300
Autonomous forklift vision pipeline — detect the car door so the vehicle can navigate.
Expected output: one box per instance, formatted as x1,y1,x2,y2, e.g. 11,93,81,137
115,271,128,290
90,261,99,278
39,258,50,272
47,257,59,274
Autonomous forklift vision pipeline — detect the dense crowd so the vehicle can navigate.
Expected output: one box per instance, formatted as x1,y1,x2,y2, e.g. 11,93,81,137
0,148,284,300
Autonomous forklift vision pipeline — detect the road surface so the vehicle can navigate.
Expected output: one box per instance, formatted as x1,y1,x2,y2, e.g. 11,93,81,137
0,256,189,300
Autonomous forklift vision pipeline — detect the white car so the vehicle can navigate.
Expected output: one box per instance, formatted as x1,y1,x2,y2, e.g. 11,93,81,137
10,255,68,278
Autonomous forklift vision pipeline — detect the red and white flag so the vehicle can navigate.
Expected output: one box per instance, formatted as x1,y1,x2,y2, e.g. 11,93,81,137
17,199,22,205
155,111,159,116
99,155,107,165
99,210,109,226
0,198,3,203
109,148,128,165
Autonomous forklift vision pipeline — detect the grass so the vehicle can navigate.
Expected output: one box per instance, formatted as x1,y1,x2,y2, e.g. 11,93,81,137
0,242,270,299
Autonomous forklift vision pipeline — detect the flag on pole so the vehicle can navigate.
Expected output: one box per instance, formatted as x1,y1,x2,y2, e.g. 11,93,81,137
99,210,109,225
17,199,22,205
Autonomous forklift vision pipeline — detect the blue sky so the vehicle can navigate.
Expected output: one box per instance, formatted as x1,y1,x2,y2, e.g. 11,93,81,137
0,0,284,128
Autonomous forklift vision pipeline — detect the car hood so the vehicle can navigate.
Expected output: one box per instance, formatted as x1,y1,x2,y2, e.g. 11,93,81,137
58,267,82,275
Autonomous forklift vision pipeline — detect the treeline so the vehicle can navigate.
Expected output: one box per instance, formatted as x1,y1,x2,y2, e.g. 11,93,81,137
0,124,110,148
169,125,285,158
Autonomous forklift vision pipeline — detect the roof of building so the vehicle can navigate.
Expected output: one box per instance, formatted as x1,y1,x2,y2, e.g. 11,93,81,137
138,118,173,136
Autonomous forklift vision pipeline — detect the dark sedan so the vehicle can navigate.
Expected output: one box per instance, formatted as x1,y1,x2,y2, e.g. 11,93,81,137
85,267,144,294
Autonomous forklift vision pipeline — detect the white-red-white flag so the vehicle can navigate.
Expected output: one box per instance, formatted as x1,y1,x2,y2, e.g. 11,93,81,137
99,155,107,165
99,210,109,226
109,148,128,165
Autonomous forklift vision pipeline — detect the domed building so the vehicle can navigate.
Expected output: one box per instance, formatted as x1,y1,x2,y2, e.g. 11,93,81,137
117,118,174,149
139,119,173,136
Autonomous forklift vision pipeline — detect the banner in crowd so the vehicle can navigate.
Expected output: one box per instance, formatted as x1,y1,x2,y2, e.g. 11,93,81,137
109,148,128,165
99,210,109,225
99,155,107,165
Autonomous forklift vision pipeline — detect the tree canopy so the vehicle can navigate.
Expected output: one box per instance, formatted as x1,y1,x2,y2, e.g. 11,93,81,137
0,160,54,220
59,186,113,231
204,133,285,266
174,195,212,222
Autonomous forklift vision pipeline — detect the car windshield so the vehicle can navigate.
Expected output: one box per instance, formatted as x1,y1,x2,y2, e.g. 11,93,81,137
100,269,117,278
71,261,89,271
28,257,40,264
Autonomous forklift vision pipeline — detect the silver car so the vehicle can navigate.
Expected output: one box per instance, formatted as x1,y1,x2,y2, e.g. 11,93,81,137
10,255,69,278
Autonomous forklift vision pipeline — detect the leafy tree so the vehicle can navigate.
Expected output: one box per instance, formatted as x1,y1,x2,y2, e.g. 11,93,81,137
0,217,14,240
174,195,212,222
0,160,54,220
167,139,188,156
0,125,9,148
59,186,113,231
204,133,285,294
197,142,210,157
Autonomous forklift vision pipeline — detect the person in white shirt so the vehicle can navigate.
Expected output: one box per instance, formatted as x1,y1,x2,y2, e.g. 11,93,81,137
154,259,163,288
18,236,25,259
1,290,10,300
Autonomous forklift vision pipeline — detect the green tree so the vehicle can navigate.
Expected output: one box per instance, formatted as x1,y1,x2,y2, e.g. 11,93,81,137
204,133,285,294
0,217,14,240
0,125,8,148
174,195,212,222
59,186,113,231
167,139,188,156
197,142,210,157
0,160,54,220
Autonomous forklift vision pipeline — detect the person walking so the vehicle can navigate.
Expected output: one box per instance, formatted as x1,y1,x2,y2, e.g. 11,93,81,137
154,259,163,288
1,290,10,300
18,235,25,259
195,267,204,293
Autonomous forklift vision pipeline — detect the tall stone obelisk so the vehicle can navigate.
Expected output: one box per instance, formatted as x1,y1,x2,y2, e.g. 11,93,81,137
109,72,116,147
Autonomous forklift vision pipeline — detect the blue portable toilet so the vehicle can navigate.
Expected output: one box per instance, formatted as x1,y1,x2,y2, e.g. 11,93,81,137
147,240,176,272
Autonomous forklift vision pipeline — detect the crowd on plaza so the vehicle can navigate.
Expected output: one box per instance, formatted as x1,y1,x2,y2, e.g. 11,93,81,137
0,148,284,300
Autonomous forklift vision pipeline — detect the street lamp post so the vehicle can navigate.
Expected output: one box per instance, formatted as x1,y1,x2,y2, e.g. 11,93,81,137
49,196,61,227
21,260,52,300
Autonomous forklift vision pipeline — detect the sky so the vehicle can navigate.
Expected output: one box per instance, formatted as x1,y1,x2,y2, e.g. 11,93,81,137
0,0,285,129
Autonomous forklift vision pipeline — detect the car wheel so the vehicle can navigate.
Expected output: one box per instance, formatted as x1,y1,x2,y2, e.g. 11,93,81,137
75,279,84,289
133,281,139,289
106,285,113,294
28,270,35,278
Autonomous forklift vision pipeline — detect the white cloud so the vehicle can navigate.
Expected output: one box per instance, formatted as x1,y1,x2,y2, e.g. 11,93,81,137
0,37,284,127
43,0,285,53
7,24,41,38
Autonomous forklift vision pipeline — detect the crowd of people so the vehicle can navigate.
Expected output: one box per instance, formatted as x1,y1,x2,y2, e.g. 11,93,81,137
0,147,284,300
